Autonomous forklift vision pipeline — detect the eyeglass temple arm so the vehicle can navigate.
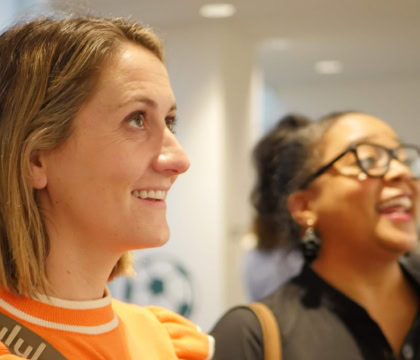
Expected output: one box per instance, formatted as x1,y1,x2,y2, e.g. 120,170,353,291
299,149,353,189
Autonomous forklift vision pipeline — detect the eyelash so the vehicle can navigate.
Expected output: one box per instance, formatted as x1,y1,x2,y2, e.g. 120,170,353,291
127,112,177,134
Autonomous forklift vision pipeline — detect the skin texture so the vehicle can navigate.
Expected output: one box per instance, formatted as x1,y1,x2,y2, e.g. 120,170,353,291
31,42,190,300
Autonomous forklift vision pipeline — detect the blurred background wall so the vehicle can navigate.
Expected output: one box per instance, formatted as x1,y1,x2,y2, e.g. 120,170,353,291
2,0,419,331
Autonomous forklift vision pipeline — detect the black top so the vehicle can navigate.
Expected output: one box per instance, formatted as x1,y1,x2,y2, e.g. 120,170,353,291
211,254,420,360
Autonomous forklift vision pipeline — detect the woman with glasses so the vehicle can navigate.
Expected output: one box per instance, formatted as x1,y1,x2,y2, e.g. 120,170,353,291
211,111,420,360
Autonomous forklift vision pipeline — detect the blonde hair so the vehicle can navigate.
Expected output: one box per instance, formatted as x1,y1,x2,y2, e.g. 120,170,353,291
0,16,163,297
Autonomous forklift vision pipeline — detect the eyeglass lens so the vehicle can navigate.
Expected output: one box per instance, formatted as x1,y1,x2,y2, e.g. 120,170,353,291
355,144,420,178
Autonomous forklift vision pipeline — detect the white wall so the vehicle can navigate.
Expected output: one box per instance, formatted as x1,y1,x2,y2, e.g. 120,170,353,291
163,23,261,331
124,23,260,332
0,0,50,32
162,24,227,332
0,0,16,31
266,75,420,143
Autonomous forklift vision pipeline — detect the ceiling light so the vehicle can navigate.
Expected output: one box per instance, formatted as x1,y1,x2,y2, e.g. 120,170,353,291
199,3,236,18
314,60,343,74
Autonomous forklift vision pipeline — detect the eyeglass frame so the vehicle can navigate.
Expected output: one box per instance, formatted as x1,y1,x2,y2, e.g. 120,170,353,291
299,142,420,189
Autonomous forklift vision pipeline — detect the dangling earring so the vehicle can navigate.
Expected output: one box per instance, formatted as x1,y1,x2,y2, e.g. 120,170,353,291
300,219,320,261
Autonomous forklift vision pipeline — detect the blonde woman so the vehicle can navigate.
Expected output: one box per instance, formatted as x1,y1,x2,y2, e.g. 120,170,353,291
0,16,213,359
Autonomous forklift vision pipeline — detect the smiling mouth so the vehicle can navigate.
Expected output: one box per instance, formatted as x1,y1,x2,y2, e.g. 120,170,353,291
377,196,413,219
132,190,167,200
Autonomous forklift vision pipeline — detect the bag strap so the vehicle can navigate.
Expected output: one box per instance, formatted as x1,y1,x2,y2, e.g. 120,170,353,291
0,311,67,359
248,302,282,360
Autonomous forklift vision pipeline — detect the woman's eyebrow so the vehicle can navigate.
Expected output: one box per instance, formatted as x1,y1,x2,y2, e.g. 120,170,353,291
118,96,177,112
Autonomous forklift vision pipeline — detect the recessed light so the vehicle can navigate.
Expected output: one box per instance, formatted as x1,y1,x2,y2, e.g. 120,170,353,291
314,60,343,74
199,3,236,18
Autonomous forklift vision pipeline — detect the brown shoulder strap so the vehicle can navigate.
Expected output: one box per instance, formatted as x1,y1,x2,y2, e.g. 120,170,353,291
0,311,67,359
248,302,282,360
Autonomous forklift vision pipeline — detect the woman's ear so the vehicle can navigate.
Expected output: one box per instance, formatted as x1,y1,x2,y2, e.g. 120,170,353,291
30,150,47,189
287,190,317,227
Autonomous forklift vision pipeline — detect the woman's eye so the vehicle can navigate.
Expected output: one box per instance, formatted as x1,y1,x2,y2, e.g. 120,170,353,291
128,112,145,129
166,116,177,133
360,157,377,169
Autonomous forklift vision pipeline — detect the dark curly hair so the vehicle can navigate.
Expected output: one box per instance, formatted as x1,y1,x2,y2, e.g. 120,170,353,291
251,112,357,251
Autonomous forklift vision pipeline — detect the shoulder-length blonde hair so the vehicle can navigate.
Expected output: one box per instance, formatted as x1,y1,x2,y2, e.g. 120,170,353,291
0,16,163,297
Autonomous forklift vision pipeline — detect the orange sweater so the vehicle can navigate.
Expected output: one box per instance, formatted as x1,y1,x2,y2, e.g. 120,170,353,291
0,289,213,359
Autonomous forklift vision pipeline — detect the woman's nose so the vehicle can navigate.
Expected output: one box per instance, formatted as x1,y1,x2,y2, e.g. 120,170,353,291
154,129,190,176
384,158,413,182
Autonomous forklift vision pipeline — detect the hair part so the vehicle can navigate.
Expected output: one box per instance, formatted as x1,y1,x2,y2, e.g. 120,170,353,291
0,16,163,297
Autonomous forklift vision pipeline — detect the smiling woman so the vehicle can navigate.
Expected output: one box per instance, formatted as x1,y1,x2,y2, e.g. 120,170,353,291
0,16,212,359
211,111,420,360
39,42,188,262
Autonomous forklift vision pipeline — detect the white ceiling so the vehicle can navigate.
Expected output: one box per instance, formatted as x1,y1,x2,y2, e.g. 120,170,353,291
49,0,420,88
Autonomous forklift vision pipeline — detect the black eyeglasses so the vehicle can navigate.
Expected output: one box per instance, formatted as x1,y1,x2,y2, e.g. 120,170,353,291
300,142,420,189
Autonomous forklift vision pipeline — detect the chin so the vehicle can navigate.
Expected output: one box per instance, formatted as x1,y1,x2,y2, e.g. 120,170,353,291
375,220,418,252
133,229,170,250
379,233,418,255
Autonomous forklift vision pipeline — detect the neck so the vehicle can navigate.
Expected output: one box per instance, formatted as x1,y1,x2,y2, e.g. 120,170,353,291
44,236,122,301
311,246,407,306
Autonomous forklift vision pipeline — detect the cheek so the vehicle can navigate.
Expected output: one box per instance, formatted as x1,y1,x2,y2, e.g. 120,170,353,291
46,145,131,201
103,148,151,186
314,179,380,229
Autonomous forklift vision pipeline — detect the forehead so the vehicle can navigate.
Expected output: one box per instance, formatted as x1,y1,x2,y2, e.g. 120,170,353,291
91,42,174,110
321,113,399,159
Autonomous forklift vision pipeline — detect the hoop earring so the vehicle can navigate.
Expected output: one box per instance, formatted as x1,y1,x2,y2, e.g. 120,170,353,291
300,220,320,261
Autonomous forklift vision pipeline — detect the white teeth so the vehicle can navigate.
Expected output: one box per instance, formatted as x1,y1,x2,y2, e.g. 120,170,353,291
378,196,412,211
133,189,166,200
140,190,148,199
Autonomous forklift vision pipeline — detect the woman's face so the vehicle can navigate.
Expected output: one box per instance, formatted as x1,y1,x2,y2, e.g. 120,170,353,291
309,113,419,259
37,42,190,253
